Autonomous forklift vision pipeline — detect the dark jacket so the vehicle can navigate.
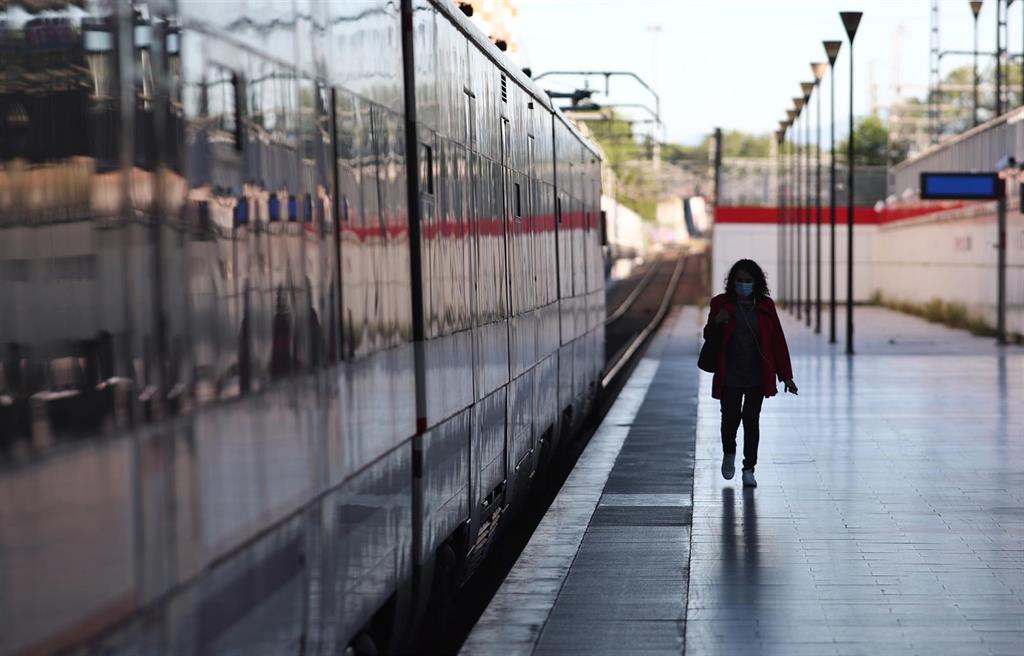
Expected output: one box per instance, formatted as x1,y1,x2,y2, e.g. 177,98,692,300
703,293,793,400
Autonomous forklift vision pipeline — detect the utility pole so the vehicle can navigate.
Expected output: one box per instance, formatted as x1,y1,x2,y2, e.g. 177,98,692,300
972,1,983,126
997,0,1004,116
997,188,1007,343
713,127,723,211
802,82,813,327
930,0,941,142
841,11,863,356
825,40,842,345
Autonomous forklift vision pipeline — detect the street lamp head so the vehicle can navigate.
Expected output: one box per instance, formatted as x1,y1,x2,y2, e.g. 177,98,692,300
786,109,797,121
800,81,815,99
793,97,805,112
811,62,828,82
840,11,863,42
824,40,842,65
970,1,983,17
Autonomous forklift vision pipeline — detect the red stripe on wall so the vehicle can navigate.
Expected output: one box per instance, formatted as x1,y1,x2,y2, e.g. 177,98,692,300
715,203,974,226
715,206,881,225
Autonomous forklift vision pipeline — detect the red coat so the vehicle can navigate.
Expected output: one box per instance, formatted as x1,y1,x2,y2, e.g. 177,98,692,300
703,294,793,400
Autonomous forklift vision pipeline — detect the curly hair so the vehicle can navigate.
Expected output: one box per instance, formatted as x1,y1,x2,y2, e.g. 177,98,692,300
724,259,771,299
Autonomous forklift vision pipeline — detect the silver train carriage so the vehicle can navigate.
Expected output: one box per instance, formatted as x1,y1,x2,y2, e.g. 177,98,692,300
0,0,605,653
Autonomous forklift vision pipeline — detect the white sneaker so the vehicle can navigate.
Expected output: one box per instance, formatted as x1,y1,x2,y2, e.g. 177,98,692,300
721,453,736,480
742,469,757,488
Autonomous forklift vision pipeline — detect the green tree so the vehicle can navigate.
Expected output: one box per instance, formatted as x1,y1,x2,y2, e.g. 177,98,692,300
586,112,659,219
933,61,1023,136
661,130,774,167
836,115,909,166
720,130,773,158
661,141,705,165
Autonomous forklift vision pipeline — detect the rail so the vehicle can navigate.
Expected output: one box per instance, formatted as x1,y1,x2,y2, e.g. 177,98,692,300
601,253,687,388
604,256,662,325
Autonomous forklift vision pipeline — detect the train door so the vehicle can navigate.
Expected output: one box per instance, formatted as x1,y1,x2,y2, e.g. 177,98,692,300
465,90,479,395
500,115,512,377
330,88,345,361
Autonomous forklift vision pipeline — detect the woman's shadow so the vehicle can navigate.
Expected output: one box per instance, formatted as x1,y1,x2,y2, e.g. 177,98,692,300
720,486,760,593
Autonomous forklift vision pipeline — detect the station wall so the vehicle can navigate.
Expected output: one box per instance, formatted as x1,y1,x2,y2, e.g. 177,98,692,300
711,209,875,304
873,203,1024,338
712,204,1024,339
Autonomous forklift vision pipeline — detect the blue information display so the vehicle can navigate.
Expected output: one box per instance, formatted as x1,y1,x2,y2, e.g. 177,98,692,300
920,172,1003,200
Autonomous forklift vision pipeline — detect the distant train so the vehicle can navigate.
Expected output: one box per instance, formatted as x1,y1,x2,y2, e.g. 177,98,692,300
656,195,709,242
0,1,605,654
602,194,648,263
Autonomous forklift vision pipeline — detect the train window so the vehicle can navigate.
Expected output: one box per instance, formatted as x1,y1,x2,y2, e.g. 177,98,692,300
234,197,249,226
288,195,299,222
465,91,477,147
304,194,314,223
269,194,281,221
514,182,521,217
207,67,243,150
500,118,510,166
83,22,116,100
420,143,433,194
527,135,534,179
231,73,244,151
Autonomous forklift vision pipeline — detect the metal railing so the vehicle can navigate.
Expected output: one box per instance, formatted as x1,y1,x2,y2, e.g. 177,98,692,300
891,106,1024,196
718,161,887,207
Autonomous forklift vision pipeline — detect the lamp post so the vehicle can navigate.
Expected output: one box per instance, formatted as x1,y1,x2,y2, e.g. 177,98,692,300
840,11,862,356
778,121,788,307
801,81,814,327
774,128,779,299
1018,0,1023,107
996,0,1004,116
824,40,842,345
786,108,797,311
778,124,785,307
776,127,784,305
997,165,1010,344
811,63,828,335
1009,0,1019,108
971,1,983,126
793,97,805,319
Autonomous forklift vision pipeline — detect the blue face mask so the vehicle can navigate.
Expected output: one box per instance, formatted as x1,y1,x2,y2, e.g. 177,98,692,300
735,281,754,297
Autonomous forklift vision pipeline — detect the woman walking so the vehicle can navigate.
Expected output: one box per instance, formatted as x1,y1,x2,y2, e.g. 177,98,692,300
703,259,797,488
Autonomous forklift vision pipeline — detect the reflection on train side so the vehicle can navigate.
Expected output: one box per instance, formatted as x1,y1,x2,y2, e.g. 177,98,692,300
0,1,604,654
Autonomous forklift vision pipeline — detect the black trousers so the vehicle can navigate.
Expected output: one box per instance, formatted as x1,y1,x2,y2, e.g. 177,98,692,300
720,386,765,471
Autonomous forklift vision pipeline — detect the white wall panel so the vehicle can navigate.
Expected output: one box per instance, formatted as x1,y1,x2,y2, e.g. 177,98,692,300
712,205,1024,337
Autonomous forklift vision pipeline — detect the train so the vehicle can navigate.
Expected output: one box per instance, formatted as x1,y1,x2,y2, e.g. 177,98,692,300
655,195,708,242
602,194,647,263
0,1,606,654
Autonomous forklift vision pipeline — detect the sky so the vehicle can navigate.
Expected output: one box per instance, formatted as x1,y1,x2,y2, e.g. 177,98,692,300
515,0,1019,145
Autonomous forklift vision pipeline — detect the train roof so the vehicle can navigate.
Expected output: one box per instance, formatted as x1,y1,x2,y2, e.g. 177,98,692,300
431,0,601,161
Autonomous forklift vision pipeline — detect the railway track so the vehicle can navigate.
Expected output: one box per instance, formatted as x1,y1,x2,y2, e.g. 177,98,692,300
602,252,687,387
604,254,664,324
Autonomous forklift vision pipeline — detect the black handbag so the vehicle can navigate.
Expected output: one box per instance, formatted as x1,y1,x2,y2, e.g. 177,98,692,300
698,326,720,373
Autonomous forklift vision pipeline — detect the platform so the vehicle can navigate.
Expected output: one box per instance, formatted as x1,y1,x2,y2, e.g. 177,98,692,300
460,305,1024,656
